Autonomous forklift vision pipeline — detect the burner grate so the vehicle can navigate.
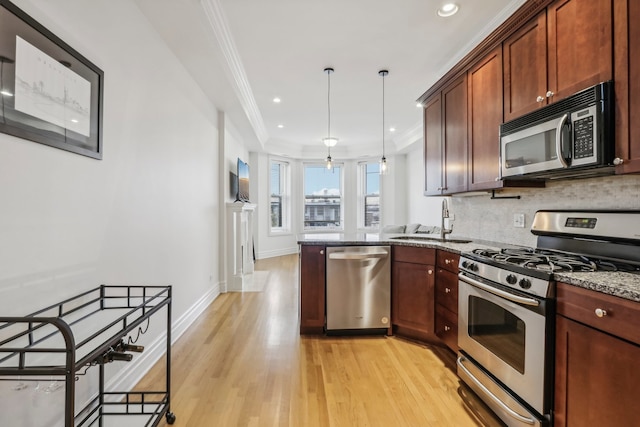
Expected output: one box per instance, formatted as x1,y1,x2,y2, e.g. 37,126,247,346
470,247,640,274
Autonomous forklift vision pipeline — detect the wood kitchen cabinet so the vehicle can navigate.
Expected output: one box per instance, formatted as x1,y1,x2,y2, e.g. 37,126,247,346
392,246,436,340
503,0,613,121
434,251,459,352
423,94,443,196
613,0,640,173
554,282,640,427
467,47,504,190
299,245,325,334
423,77,467,196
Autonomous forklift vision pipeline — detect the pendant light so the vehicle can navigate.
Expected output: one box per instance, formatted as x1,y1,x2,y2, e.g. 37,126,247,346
323,67,337,170
379,69,389,175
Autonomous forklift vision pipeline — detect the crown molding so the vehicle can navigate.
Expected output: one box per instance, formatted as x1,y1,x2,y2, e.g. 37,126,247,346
200,0,268,147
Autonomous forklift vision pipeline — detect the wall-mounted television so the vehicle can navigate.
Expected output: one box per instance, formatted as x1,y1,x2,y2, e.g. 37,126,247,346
236,158,250,202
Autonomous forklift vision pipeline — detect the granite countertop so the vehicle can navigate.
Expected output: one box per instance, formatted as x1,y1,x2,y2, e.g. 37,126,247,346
553,271,640,303
298,233,640,304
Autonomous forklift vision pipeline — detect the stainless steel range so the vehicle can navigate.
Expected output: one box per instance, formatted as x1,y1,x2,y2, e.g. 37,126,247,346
456,210,640,427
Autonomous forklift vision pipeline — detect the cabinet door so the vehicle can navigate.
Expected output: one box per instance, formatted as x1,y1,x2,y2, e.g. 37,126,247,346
468,47,504,190
503,11,547,121
392,261,435,333
442,76,468,195
547,0,612,103
423,94,443,196
299,245,325,334
555,315,640,427
613,0,640,173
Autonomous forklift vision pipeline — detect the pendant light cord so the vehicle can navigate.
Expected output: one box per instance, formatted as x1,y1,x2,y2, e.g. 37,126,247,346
327,69,331,157
381,72,385,158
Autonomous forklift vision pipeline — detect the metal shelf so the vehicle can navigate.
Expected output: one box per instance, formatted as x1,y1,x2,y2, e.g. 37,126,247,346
0,285,175,426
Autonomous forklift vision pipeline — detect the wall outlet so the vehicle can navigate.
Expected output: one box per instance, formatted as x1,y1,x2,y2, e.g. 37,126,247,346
514,213,525,228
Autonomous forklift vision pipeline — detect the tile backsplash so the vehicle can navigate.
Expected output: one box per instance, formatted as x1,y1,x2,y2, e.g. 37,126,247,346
451,174,640,247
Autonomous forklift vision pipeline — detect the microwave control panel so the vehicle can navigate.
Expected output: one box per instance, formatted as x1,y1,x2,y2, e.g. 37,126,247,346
573,115,594,159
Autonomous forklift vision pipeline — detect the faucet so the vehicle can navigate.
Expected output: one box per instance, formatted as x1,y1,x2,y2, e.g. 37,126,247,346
441,198,453,240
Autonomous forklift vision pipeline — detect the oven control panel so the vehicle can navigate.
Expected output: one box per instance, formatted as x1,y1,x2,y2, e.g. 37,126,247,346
459,257,552,299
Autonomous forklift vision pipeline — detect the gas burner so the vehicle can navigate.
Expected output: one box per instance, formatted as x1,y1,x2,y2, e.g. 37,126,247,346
469,246,640,274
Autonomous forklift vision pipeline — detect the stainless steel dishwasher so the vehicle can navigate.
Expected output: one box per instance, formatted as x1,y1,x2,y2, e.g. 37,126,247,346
325,246,391,333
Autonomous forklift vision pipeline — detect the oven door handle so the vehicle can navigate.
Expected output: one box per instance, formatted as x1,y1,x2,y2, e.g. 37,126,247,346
458,273,540,307
457,356,537,425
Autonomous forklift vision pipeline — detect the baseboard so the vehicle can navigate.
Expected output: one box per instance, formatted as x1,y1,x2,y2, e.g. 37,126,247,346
105,281,221,393
257,246,298,260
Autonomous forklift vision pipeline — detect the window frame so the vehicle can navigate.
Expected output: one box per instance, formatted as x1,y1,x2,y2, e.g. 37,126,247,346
302,162,345,232
268,158,291,235
357,160,381,231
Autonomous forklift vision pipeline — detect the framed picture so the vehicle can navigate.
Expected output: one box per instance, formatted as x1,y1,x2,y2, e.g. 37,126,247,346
0,0,103,159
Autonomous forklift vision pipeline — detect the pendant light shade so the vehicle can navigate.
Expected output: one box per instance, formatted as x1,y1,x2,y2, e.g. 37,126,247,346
379,69,389,175
324,67,336,170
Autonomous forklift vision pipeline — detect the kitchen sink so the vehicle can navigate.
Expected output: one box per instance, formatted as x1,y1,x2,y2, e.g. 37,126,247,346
390,236,472,244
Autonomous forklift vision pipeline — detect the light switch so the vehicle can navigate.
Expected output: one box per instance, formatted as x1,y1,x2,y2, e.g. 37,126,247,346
514,213,525,228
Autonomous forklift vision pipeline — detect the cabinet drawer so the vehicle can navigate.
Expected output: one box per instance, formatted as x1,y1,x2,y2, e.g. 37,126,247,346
436,250,459,272
435,304,458,352
435,268,458,312
557,282,640,345
393,246,436,265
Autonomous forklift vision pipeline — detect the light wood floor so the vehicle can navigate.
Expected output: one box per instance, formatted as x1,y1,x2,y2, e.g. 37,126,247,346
135,254,504,426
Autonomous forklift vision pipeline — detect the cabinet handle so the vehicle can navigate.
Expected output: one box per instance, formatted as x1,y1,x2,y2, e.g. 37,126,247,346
445,287,451,293
546,90,554,98
428,269,433,275
320,250,324,255
444,325,451,331
613,157,624,166
595,308,607,318
536,95,545,103
445,259,451,265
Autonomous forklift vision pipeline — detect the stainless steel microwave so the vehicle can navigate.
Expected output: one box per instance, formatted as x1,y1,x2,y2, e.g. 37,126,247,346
500,81,614,180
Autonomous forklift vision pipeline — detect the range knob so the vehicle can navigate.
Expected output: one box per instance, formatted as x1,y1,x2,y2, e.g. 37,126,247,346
469,263,479,272
461,261,469,269
506,274,518,285
519,278,532,289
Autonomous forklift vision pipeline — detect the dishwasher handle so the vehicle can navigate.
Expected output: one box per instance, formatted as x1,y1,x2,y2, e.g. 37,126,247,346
328,252,388,260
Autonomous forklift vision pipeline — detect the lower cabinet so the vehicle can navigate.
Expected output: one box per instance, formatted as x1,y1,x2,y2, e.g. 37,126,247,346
299,245,325,334
434,251,459,352
392,246,436,339
554,282,640,426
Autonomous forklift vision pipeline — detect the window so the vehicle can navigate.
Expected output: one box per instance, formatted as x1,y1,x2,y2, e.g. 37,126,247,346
303,164,342,230
270,159,290,233
358,162,380,229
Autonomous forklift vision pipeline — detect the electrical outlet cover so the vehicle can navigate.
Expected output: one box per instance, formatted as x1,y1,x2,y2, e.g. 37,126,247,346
514,213,525,228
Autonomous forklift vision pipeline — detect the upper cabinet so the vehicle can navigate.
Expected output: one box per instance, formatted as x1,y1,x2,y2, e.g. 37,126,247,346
419,0,628,196
423,94,443,195
504,0,613,121
423,77,468,196
503,12,547,122
613,0,640,173
468,47,504,189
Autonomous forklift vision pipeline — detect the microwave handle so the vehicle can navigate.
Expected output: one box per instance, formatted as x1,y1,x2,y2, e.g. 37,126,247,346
556,113,569,168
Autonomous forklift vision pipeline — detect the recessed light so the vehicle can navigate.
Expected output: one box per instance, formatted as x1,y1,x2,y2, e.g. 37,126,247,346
437,3,459,17
277,124,284,128
273,97,281,103
416,102,423,108
389,127,396,132
71,119,79,123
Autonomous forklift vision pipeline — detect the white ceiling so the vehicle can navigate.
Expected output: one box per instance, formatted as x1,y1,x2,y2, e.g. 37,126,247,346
134,0,527,159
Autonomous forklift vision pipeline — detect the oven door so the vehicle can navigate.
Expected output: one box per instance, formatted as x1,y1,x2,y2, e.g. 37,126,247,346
458,272,550,419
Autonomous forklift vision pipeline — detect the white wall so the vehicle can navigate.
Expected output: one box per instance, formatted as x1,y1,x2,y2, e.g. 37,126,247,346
0,1,230,422
405,143,640,246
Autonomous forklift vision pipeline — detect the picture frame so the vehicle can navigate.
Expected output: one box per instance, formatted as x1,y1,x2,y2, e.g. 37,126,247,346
0,0,103,159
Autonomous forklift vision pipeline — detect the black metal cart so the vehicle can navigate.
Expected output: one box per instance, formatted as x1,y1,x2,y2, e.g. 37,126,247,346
0,285,175,426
